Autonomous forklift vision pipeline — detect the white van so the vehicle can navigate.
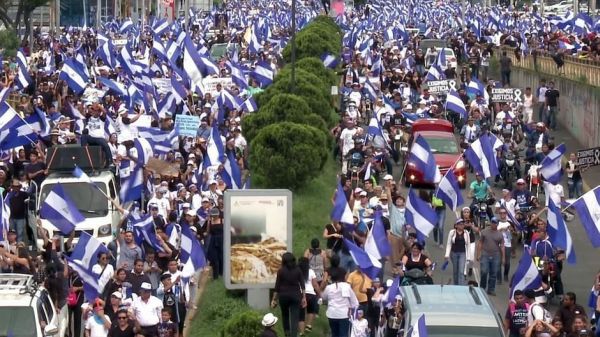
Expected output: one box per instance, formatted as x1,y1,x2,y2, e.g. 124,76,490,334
36,170,121,250
0,274,68,337
424,47,458,70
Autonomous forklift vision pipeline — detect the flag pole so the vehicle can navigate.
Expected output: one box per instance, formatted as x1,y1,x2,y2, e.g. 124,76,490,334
433,152,465,197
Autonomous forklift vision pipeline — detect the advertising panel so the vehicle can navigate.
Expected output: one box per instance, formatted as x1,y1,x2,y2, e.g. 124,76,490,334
224,190,292,289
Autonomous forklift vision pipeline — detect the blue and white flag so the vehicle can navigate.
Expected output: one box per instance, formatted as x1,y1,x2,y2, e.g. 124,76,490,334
15,50,32,90
406,188,437,242
252,61,274,87
227,61,249,90
119,159,144,202
464,133,499,179
59,58,90,94
571,186,600,247
39,183,84,235
435,170,464,212
343,238,381,279
366,116,389,149
331,182,354,225
132,214,165,253
203,124,225,168
425,63,445,81
182,36,206,95
409,135,440,182
180,224,207,277
132,138,154,165
384,276,403,307
364,211,392,260
66,257,103,301
446,90,467,119
66,232,109,300
73,166,95,185
321,52,339,69
363,79,378,101
407,314,428,337
222,150,243,190
0,102,21,132
539,143,566,184
509,251,542,300
546,199,576,264
241,97,258,113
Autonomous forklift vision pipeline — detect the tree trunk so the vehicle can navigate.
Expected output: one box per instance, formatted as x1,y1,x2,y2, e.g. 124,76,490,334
23,10,31,45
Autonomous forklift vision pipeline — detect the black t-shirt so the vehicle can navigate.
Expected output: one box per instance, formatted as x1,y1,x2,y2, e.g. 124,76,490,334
162,290,179,322
108,324,136,337
391,114,405,127
25,161,46,187
8,191,27,219
325,223,342,252
504,304,528,335
545,89,560,107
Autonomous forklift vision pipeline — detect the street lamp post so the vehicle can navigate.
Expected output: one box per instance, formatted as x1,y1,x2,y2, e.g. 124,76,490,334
290,0,297,94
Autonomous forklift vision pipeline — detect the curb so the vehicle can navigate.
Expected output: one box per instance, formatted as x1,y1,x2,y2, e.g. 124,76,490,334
183,269,211,337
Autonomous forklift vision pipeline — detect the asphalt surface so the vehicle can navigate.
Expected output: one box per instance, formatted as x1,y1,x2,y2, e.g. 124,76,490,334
388,125,599,317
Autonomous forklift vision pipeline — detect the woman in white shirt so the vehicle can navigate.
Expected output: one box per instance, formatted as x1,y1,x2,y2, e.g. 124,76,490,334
298,257,321,335
322,269,359,337
444,219,472,285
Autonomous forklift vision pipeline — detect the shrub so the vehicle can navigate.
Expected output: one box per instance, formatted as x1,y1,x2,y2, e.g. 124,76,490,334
221,310,264,337
296,57,339,86
204,296,246,325
242,93,327,142
275,67,329,97
249,122,328,190
283,31,339,63
255,75,334,126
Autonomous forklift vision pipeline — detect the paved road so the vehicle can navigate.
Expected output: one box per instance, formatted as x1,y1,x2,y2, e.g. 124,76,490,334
389,126,599,317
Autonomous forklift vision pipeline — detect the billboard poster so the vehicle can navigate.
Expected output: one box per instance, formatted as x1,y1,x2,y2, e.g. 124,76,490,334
224,190,292,289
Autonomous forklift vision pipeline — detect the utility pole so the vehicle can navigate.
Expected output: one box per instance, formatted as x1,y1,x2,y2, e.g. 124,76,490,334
290,0,297,93
96,0,101,28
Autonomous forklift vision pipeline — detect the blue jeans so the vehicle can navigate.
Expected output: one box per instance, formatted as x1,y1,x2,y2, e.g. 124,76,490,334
339,251,356,273
546,106,558,130
81,134,112,167
450,251,466,285
329,318,350,337
568,178,583,199
480,253,501,293
9,218,26,243
433,208,446,245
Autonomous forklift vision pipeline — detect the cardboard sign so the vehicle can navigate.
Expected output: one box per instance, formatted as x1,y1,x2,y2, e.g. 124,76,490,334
576,147,600,167
491,88,523,103
174,114,200,137
147,158,181,177
202,77,233,94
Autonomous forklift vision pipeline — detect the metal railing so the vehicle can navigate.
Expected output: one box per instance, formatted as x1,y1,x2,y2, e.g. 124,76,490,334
494,46,600,87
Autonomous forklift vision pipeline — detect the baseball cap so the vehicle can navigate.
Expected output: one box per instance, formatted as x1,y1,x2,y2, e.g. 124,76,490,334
516,178,526,184
140,282,152,291
383,174,393,181
111,291,123,299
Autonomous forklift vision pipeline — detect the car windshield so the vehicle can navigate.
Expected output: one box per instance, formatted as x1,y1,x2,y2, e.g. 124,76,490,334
427,325,504,337
0,307,36,337
423,136,459,154
40,182,108,218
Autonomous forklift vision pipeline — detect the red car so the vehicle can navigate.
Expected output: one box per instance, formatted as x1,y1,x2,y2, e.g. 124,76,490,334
403,119,467,188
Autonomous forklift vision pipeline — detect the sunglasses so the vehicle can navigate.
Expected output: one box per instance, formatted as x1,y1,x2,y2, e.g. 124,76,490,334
118,317,128,320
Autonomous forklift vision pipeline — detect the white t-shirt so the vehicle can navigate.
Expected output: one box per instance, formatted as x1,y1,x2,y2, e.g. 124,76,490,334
322,282,359,319
85,315,111,337
496,221,512,248
340,128,358,156
544,182,564,207
87,116,105,138
92,263,114,292
496,198,517,217
148,197,171,219
116,116,136,143
305,269,317,295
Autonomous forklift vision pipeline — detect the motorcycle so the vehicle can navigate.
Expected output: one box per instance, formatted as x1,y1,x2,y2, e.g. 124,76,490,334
501,151,519,189
473,197,491,229
401,268,434,286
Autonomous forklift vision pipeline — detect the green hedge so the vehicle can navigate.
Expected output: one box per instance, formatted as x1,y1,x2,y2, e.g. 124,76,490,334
282,15,342,63
222,311,264,337
249,122,329,190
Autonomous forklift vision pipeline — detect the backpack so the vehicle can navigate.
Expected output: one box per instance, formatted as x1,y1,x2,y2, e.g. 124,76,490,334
529,302,553,324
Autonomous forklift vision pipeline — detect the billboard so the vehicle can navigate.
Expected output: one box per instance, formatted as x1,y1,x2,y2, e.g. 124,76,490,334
224,190,293,289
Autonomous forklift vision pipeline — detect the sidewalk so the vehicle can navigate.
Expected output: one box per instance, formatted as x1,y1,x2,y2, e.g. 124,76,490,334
551,127,599,193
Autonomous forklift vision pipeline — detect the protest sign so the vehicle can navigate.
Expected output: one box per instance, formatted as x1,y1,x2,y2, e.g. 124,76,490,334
152,78,173,95
427,80,457,95
491,88,522,103
202,77,233,94
174,115,201,137
576,147,600,167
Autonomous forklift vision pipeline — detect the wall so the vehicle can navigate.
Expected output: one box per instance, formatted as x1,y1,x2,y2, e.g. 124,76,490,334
507,67,600,148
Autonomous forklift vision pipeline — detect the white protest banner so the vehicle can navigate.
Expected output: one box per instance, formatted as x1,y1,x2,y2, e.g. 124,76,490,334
174,115,201,137
152,78,173,95
202,77,233,95
491,88,522,103
427,79,456,95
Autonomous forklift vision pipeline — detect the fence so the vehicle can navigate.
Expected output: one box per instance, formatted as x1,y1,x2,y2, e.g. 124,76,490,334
495,46,600,87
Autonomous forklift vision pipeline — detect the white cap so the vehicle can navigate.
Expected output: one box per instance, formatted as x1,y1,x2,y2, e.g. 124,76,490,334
383,174,393,181
111,291,123,299
182,202,191,208
517,178,526,184
208,179,217,185
140,282,152,291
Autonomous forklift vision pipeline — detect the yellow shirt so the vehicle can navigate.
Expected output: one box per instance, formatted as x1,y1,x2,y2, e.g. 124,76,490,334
346,270,372,303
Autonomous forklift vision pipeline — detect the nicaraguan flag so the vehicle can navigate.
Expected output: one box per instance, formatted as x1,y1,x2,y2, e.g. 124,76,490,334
426,63,445,81
509,251,542,300
363,78,378,101
571,186,600,247
383,276,403,307
99,77,128,97
15,50,32,90
321,52,339,69
539,143,565,184
407,314,429,337
409,134,440,182
39,183,85,235
180,224,207,277
252,61,273,87
182,36,206,96
343,238,381,279
60,58,90,94
364,210,392,260
227,61,249,90
446,90,467,119
331,181,354,225
222,150,243,190
66,231,108,300
435,170,464,212
546,199,576,264
119,159,144,202
73,166,95,184
241,97,258,113
132,138,154,165
464,133,499,179
0,194,10,240
132,214,165,253
406,188,437,242
203,124,225,168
